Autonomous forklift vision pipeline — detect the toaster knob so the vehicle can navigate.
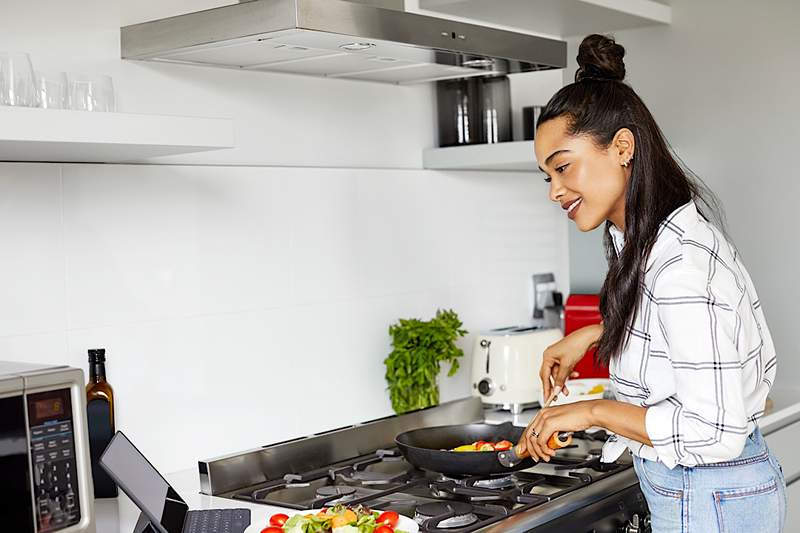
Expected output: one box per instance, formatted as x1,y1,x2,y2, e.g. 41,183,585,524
477,378,494,396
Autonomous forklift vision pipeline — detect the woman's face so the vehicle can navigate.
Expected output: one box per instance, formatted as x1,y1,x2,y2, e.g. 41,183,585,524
534,116,632,231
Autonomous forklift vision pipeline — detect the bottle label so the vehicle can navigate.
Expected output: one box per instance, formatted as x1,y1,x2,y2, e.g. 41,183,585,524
87,399,118,498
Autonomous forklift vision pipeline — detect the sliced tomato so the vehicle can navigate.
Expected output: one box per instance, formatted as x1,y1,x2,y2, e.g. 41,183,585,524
269,514,289,527
377,511,400,528
493,440,513,451
478,443,495,452
474,440,489,449
261,527,284,533
375,525,394,533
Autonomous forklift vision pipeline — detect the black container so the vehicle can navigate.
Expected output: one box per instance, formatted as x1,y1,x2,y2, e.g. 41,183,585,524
523,105,545,141
436,75,512,147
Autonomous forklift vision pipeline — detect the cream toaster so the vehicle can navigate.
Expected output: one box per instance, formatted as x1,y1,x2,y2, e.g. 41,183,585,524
471,326,564,413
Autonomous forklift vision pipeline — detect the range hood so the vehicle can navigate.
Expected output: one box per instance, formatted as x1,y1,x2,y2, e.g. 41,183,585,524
120,0,567,84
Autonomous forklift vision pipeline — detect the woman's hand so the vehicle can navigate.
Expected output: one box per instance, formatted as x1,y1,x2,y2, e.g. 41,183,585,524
521,401,599,462
540,323,603,399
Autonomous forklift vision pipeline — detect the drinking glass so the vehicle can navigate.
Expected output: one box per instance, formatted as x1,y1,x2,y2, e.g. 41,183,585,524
68,74,115,112
36,71,68,109
0,52,38,107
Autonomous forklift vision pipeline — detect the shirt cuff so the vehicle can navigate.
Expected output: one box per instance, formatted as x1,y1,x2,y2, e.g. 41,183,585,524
645,401,680,469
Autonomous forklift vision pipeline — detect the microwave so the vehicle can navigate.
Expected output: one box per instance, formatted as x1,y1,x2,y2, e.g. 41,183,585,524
0,361,95,533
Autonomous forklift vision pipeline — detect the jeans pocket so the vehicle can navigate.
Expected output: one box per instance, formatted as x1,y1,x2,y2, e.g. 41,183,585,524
713,478,781,533
635,456,683,499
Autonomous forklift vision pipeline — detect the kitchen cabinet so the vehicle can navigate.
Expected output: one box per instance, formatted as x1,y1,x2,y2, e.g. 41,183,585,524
765,417,800,528
787,482,800,530
0,106,234,163
414,0,671,37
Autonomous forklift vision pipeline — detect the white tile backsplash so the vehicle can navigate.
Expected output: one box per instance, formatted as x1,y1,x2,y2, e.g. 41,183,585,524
0,164,66,337
2,161,568,472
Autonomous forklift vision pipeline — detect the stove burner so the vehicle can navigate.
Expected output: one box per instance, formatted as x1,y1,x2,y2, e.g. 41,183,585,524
472,475,516,490
438,474,516,490
414,502,478,529
315,486,357,503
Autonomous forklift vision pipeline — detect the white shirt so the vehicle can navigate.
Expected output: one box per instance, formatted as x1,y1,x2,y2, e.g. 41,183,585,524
601,201,776,468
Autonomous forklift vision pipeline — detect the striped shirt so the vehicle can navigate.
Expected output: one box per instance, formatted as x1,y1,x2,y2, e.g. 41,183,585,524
601,201,776,468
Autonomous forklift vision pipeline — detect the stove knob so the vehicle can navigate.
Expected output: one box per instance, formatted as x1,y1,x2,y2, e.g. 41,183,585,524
477,378,494,396
622,513,641,533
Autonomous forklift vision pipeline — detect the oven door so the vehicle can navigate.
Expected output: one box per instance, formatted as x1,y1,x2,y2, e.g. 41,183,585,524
0,381,36,533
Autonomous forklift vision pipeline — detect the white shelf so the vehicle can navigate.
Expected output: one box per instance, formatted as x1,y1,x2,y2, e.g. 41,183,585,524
418,0,671,37
423,141,540,172
0,106,234,163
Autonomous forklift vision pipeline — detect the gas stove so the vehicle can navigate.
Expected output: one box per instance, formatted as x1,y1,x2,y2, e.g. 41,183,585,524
198,398,650,533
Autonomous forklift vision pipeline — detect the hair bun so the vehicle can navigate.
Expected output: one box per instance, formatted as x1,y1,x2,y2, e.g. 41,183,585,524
575,34,626,82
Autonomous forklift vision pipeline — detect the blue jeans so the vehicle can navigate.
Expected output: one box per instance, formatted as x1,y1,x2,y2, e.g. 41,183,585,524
633,428,787,532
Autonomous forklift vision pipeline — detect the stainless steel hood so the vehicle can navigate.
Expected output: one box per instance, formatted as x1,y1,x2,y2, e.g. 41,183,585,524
120,0,566,84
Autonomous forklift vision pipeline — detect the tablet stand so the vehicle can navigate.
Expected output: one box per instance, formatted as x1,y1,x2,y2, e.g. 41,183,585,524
132,512,159,533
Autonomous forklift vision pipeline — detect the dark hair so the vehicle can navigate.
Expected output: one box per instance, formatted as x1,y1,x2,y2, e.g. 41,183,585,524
537,34,724,366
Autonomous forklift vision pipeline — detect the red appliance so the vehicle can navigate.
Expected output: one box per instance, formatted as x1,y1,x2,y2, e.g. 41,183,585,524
564,294,608,378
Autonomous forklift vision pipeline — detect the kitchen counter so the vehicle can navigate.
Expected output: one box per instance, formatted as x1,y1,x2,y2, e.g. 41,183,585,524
95,388,800,533
483,386,800,437
94,468,288,533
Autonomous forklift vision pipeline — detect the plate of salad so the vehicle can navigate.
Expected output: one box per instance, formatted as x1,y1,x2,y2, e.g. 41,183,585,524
261,504,419,533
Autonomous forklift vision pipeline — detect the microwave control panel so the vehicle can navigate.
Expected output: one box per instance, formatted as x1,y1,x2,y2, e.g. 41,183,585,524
27,388,81,533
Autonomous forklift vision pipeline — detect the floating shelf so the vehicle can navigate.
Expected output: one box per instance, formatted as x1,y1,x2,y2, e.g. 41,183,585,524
423,141,540,172
418,0,671,37
0,106,234,163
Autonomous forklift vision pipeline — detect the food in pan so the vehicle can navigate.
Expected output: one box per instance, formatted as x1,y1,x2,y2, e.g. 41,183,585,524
584,384,605,395
450,440,513,452
264,505,407,533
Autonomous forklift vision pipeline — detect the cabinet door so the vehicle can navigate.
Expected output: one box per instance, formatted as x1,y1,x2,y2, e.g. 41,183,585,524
766,421,800,480
786,480,800,530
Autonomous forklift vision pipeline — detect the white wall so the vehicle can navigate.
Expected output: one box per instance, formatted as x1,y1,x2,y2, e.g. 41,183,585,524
0,0,568,472
562,0,800,384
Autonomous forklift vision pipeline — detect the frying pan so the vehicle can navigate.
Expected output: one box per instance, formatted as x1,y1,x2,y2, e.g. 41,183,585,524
395,421,535,476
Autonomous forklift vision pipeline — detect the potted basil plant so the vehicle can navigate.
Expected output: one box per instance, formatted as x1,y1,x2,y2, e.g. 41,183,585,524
384,309,467,414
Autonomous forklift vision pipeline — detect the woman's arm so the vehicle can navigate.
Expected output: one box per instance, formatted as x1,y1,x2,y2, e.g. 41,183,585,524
592,400,652,446
521,399,652,462
540,323,604,399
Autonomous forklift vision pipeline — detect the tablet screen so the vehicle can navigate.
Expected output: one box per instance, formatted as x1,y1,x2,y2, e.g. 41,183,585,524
99,432,188,533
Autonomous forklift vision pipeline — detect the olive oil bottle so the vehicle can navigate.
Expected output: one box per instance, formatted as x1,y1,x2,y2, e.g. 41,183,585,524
86,348,118,498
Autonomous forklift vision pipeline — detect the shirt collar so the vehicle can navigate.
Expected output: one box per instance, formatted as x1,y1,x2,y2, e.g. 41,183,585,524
607,200,699,257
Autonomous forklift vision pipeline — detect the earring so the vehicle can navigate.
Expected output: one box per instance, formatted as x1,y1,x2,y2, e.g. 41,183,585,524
622,157,632,167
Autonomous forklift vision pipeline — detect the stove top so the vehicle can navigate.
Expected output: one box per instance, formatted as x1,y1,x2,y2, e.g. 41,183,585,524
223,430,631,533
200,398,649,533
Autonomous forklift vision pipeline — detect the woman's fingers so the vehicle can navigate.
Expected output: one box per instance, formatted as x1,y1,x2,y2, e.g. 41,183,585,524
540,359,556,400
525,413,544,461
536,419,557,460
530,412,556,462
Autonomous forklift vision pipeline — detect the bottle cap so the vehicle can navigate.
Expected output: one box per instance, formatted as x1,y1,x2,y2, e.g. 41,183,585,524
88,348,106,363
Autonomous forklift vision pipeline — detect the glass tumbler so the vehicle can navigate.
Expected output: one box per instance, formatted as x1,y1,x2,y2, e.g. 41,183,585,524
36,71,68,109
0,52,39,107
68,74,115,112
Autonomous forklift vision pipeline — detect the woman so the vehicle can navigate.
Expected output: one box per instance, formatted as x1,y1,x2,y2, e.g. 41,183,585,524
522,34,786,532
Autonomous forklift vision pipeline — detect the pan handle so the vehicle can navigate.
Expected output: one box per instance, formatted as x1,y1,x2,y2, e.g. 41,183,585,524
497,445,525,468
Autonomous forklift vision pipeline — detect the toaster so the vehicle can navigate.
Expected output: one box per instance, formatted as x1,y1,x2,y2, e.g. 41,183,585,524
471,326,564,413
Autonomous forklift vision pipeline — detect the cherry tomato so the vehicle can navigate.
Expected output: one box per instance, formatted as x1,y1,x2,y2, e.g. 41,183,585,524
494,440,513,451
377,511,400,528
261,527,284,533
269,514,289,527
375,525,394,533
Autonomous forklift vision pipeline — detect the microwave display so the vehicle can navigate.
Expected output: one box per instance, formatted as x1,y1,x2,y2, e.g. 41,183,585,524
27,389,81,533
32,397,66,423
